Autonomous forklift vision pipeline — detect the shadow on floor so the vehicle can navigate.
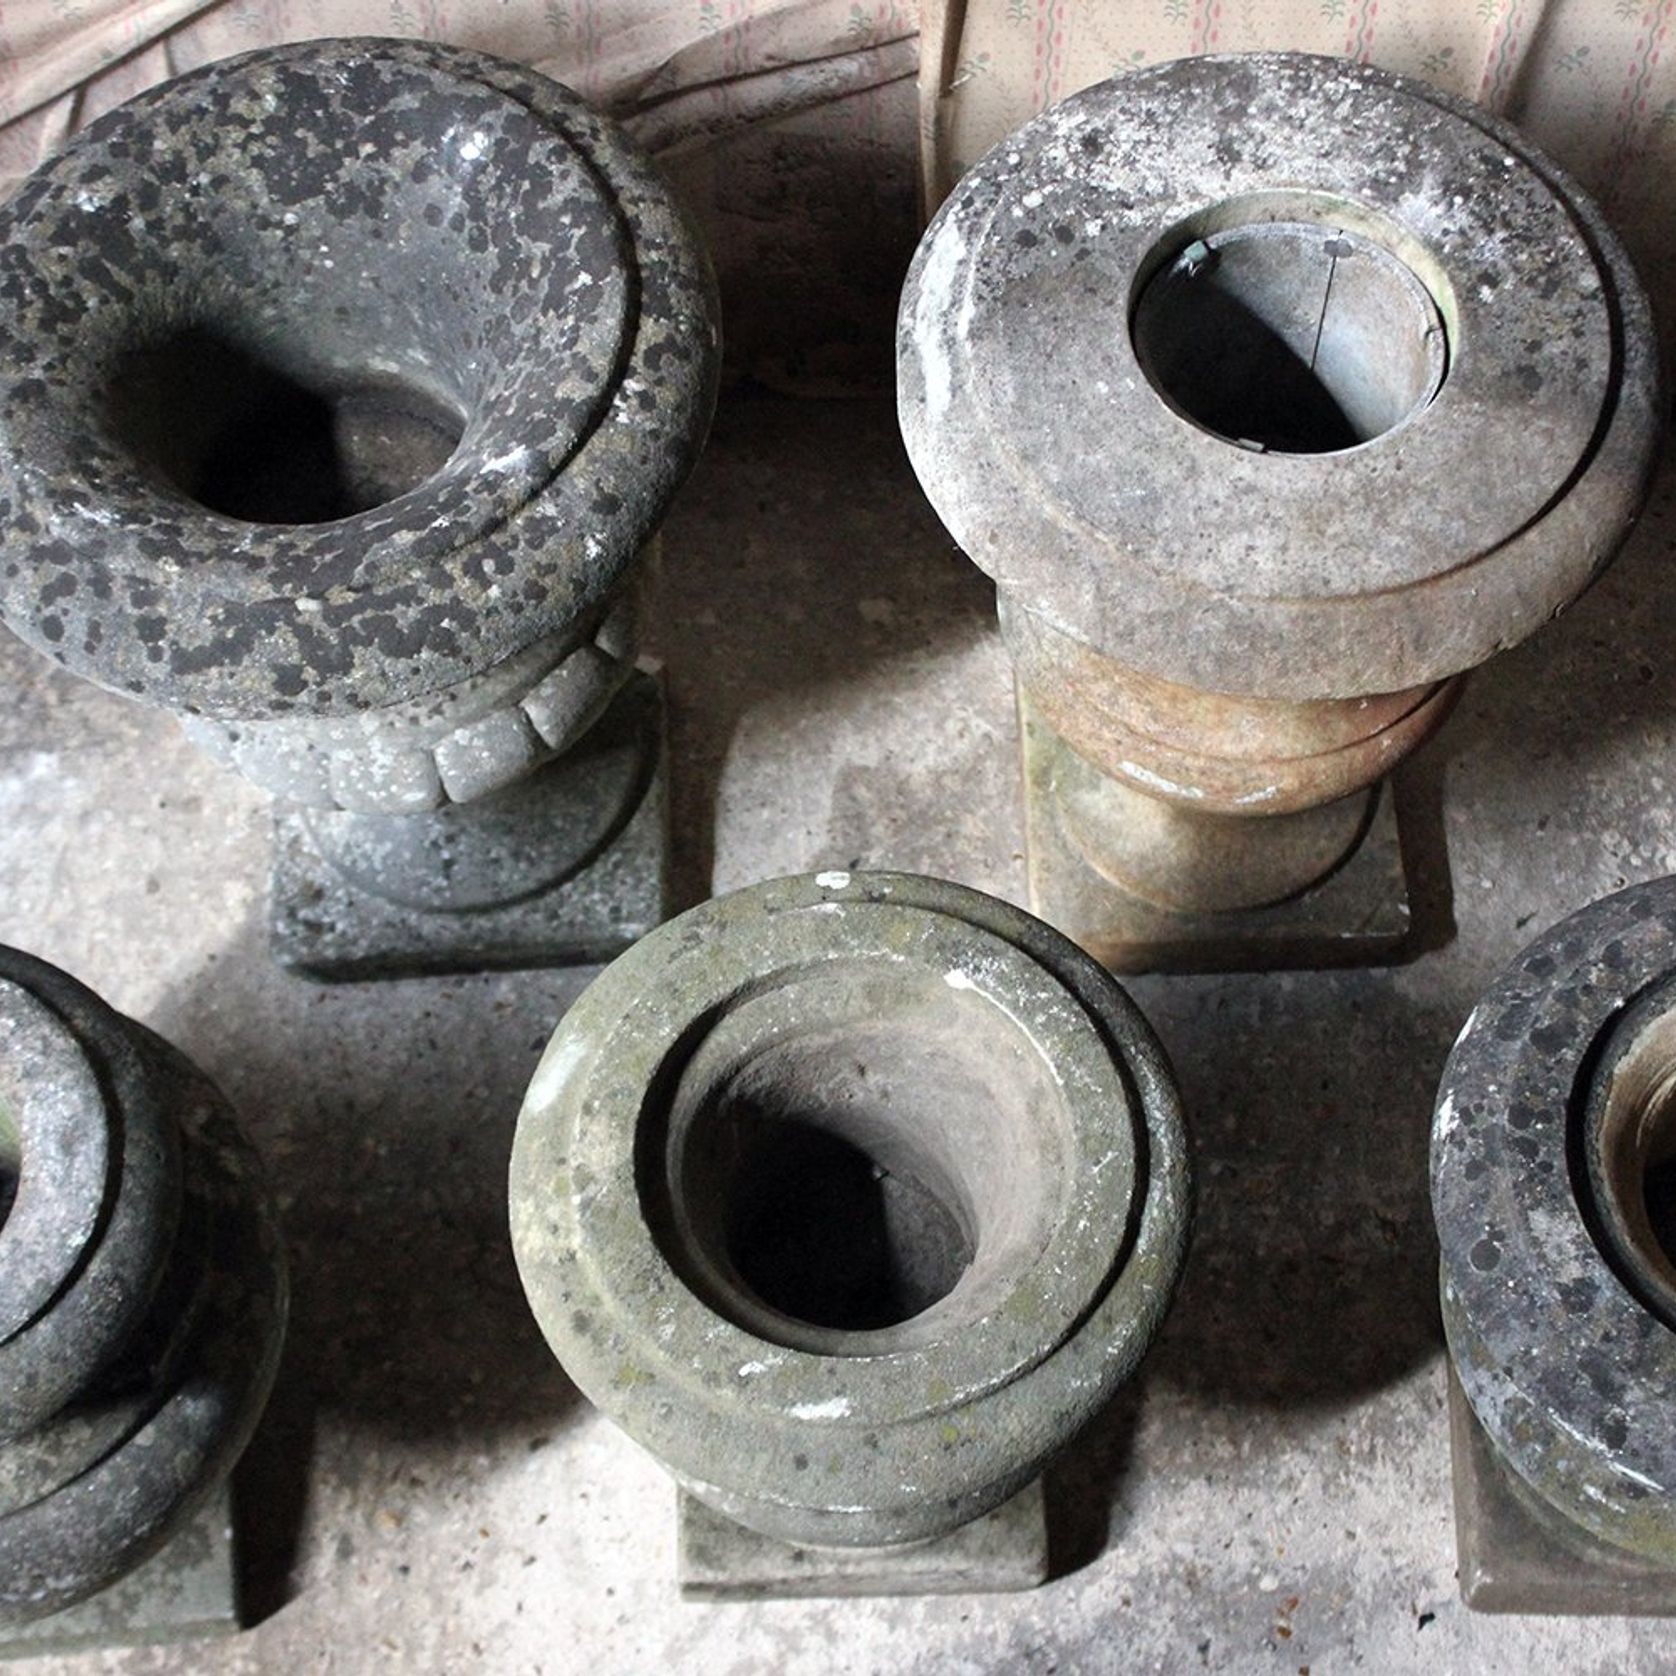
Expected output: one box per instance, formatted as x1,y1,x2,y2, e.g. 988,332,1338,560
653,390,998,907
150,912,595,1614
1426,447,1676,854
151,912,590,1440
1143,965,1461,1409
1043,969,1462,1577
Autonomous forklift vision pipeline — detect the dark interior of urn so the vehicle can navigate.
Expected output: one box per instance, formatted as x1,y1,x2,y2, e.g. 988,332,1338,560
1131,219,1445,455
644,968,1073,1352
104,327,465,526
708,1077,978,1333
1647,1160,1676,1277
1582,989,1676,1331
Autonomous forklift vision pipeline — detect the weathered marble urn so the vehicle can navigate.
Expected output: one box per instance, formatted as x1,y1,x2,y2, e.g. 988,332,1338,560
510,871,1190,1596
0,947,285,1629
0,39,719,978
897,52,1661,973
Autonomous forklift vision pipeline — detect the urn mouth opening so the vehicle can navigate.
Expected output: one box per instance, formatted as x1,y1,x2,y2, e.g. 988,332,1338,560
1581,980,1676,1331
643,961,1075,1357
7,48,635,580
104,326,467,527
1130,197,1449,456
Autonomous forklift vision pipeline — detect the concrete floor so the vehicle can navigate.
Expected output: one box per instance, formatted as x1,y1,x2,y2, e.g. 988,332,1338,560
5,394,1676,1674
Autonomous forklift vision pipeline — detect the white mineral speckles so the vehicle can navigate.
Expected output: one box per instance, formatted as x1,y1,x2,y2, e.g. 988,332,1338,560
908,218,969,423
1615,1462,1665,1493
814,870,850,889
1450,1004,1485,1053
1118,760,1205,800
1549,1413,1595,1452
789,1396,851,1420
525,1030,587,1115
1434,1091,1458,1142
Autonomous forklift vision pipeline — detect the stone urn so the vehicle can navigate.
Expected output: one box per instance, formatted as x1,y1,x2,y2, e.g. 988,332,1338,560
510,871,1191,1596
0,947,284,1639
0,39,719,978
897,52,1660,972
1434,879,1676,1613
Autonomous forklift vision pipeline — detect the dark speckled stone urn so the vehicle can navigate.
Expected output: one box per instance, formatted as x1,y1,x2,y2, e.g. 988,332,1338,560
0,946,285,1637
510,871,1191,1597
0,39,719,979
1433,878,1676,1614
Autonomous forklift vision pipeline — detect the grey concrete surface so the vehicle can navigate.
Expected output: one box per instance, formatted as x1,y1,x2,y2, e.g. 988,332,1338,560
3,394,1675,1673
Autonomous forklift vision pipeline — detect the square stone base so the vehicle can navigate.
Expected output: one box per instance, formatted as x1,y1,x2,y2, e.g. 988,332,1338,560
1020,697,1411,974
269,677,669,981
0,1487,238,1660
677,1480,1049,1601
1448,1367,1676,1615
